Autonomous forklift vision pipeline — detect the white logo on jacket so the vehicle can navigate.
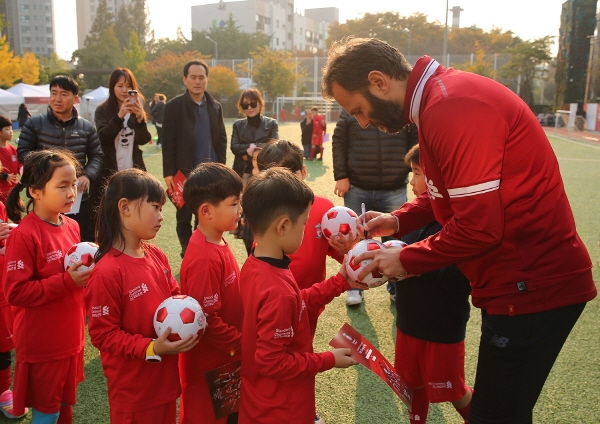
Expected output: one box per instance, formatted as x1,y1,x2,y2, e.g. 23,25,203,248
6,260,24,272
274,327,294,339
204,293,219,308
91,305,110,317
128,285,148,301
299,300,306,321
425,176,443,199
224,272,236,287
46,249,64,262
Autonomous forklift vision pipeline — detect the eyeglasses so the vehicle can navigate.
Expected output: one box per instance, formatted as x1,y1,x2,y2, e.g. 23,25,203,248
241,100,258,110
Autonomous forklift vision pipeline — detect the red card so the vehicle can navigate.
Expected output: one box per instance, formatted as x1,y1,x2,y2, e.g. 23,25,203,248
166,170,186,209
204,360,241,419
330,322,413,409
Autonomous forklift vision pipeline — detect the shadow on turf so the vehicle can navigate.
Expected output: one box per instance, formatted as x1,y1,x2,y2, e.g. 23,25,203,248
304,161,328,181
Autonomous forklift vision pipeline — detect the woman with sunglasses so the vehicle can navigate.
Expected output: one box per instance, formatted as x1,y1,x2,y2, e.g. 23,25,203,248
231,89,279,178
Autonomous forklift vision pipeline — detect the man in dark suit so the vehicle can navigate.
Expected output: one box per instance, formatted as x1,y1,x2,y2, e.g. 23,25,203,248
162,60,227,256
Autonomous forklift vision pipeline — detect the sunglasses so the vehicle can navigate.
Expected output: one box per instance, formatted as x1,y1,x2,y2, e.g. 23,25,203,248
241,100,258,110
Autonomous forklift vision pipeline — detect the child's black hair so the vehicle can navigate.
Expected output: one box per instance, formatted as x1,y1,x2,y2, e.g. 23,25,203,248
404,144,420,166
257,139,304,173
183,163,243,215
95,168,166,262
6,149,81,223
242,167,314,236
0,115,11,130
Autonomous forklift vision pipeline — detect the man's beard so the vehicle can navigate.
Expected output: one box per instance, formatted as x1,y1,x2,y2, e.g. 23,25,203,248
363,90,407,134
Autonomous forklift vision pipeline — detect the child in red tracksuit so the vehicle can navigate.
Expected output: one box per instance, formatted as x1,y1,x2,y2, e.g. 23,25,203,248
309,107,326,160
85,168,198,423
179,163,243,424
3,149,91,423
0,199,22,420
256,140,356,337
239,167,363,424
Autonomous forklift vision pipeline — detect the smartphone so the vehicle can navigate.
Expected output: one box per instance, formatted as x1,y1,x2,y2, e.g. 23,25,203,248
128,90,138,103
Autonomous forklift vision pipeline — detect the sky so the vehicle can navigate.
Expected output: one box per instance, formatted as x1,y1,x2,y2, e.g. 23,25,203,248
54,0,569,60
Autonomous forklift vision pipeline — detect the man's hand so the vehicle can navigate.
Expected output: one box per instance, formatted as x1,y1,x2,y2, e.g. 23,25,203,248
328,232,359,256
153,328,199,355
77,175,90,192
334,178,350,197
332,348,358,368
164,176,174,192
353,246,409,282
356,211,397,239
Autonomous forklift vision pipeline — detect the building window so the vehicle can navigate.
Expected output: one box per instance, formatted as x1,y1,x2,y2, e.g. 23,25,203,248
22,26,30,32
22,36,31,44
20,15,30,22
276,20,279,28
19,4,29,11
276,38,279,46
288,14,292,22
46,27,52,33
288,32,292,41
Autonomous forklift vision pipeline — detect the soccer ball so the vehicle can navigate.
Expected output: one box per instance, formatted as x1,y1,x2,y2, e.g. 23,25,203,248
320,206,358,239
383,240,408,249
153,295,207,342
64,242,99,271
345,239,389,288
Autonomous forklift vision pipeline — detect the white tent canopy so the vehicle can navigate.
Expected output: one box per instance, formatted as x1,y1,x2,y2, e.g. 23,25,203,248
0,89,25,106
6,83,50,99
80,86,109,122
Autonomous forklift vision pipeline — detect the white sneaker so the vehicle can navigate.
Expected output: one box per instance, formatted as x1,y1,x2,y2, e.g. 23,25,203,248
346,290,363,306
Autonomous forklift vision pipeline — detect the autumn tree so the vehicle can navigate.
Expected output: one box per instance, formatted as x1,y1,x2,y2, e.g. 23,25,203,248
140,51,208,100
500,36,553,107
0,37,21,87
20,52,40,84
244,47,297,113
207,65,240,102
453,43,496,78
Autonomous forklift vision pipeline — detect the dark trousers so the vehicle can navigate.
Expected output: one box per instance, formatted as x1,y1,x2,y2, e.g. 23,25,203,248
66,198,94,242
470,302,586,424
156,126,163,145
176,203,198,255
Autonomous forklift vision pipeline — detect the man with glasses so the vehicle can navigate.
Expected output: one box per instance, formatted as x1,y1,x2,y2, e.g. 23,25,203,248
162,60,227,257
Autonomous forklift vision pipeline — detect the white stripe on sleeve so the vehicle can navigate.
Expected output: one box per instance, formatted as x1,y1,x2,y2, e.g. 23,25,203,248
447,180,500,198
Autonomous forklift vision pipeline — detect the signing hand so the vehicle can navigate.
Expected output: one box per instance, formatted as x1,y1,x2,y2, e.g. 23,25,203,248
356,211,398,239
153,328,199,355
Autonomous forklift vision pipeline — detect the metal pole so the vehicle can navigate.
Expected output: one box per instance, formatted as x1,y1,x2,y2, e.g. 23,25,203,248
442,0,449,66
584,35,595,103
205,35,218,62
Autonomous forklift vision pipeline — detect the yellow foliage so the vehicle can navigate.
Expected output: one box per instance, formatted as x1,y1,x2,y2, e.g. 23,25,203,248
0,36,21,86
20,52,40,84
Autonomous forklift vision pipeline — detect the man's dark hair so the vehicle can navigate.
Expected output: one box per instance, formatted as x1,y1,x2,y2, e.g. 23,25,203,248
183,60,209,78
0,115,11,129
183,163,242,215
404,144,420,165
49,75,79,96
322,37,412,100
242,167,314,236
257,139,303,173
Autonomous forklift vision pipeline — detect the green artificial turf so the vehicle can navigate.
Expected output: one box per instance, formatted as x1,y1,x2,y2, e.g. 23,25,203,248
2,123,598,423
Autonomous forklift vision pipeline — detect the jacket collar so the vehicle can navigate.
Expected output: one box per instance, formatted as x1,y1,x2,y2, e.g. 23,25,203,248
404,55,441,128
183,89,215,106
47,105,79,126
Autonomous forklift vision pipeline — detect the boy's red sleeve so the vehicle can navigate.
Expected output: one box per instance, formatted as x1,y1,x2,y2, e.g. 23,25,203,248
254,292,335,380
301,273,349,319
181,255,241,354
85,270,150,360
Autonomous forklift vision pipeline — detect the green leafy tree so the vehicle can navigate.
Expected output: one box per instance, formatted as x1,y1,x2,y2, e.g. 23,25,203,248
140,51,208,100
74,27,125,88
124,31,146,76
128,0,154,49
187,14,270,60
149,28,189,59
114,4,133,48
84,0,114,47
208,65,240,102
244,47,297,113
500,36,553,107
38,53,72,84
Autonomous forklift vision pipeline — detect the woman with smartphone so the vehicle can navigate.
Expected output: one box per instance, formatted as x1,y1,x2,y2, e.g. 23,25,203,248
90,68,152,222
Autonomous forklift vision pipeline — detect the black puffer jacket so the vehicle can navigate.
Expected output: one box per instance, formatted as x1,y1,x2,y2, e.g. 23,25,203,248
17,106,103,182
332,110,418,190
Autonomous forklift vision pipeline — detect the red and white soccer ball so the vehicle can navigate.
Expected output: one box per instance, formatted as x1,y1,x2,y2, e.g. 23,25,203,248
153,295,207,342
320,206,358,239
345,239,389,288
383,240,408,249
64,242,99,271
